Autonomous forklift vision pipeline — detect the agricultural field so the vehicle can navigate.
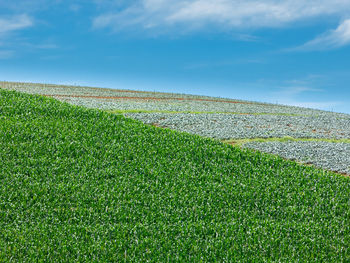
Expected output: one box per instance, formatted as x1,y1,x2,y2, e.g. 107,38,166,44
2,81,350,175
0,88,349,262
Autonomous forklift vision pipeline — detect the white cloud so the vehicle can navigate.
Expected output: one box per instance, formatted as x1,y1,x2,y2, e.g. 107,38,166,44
69,4,81,12
267,82,334,110
0,0,62,12
93,0,350,32
0,50,14,59
0,14,33,34
275,86,323,97
296,19,350,50
184,58,264,70
0,14,34,59
279,100,341,111
271,86,340,111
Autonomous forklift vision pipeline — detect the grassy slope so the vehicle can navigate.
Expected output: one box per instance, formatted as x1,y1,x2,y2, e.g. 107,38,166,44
0,89,349,262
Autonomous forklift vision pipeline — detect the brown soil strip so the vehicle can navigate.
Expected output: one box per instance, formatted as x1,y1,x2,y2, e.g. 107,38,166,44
338,172,350,178
44,94,267,105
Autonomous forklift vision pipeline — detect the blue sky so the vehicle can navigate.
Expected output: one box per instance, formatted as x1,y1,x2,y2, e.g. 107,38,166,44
1,0,350,113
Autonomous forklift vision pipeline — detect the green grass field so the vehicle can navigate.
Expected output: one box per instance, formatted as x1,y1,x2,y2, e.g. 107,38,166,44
0,89,349,262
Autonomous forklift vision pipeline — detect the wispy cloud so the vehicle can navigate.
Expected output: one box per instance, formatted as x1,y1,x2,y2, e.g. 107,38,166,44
0,0,61,13
69,4,81,12
0,50,14,59
267,79,340,111
282,101,341,110
274,86,324,97
0,14,33,34
23,41,59,50
294,19,350,51
93,0,350,32
184,58,264,70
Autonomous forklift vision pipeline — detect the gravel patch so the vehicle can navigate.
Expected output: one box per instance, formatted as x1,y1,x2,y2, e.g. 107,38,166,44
124,113,350,140
52,96,348,117
243,141,350,175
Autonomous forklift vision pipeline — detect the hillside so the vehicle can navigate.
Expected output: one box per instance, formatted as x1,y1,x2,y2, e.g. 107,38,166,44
1,81,350,175
0,88,349,261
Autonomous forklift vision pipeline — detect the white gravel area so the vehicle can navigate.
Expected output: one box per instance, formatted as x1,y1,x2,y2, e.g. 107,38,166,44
243,141,350,175
54,96,348,117
124,113,350,140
